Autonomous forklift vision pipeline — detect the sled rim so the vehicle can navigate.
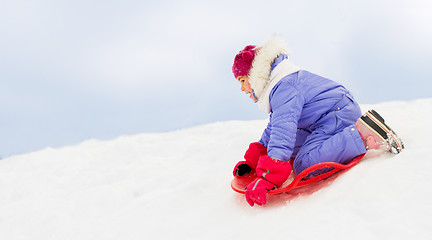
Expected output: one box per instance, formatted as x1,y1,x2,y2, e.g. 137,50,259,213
231,153,366,194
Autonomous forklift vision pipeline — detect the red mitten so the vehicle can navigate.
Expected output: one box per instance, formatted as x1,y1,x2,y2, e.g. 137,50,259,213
245,179,275,206
256,155,292,187
233,142,267,177
244,142,268,168
245,156,292,207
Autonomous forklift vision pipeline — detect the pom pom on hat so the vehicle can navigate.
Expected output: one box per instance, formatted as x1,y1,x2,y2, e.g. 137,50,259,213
232,45,257,78
242,51,254,61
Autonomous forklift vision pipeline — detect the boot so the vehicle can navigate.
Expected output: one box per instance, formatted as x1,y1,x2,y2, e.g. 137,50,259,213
355,110,404,154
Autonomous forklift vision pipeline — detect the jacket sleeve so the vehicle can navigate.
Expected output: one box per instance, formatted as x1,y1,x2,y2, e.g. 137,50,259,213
265,82,304,161
258,121,271,147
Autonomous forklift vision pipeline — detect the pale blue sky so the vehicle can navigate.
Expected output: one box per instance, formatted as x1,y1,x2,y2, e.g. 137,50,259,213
1,0,431,158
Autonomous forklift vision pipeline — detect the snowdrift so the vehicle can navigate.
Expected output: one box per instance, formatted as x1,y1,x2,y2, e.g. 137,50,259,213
1,99,431,240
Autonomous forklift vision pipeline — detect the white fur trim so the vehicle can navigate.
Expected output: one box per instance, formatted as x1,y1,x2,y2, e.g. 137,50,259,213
248,36,290,99
257,59,301,113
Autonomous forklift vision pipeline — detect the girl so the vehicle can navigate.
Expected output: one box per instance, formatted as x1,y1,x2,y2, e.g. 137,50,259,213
232,36,404,207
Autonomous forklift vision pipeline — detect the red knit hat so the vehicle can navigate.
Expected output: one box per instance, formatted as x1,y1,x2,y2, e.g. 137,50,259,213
232,45,257,78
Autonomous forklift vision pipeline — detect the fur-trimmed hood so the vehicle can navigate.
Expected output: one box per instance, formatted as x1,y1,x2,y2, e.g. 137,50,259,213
248,36,291,99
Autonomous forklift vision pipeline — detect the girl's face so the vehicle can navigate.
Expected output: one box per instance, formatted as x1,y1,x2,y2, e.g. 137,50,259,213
237,75,257,102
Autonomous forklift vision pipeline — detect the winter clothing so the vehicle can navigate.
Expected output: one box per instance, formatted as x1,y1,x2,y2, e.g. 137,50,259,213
255,155,292,187
248,36,291,100
355,119,387,151
256,54,300,113
245,178,274,206
244,142,268,169
245,155,292,206
233,161,252,177
233,36,371,206
232,45,257,78
356,110,404,153
235,36,367,176
257,73,367,175
233,142,268,177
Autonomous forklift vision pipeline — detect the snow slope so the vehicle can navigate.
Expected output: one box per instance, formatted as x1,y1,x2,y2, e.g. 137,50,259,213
1,99,432,240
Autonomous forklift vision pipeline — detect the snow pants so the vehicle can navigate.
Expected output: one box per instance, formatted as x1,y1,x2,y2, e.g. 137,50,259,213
292,93,367,175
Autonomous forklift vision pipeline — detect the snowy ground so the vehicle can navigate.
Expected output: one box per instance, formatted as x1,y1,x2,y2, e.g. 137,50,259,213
1,99,432,240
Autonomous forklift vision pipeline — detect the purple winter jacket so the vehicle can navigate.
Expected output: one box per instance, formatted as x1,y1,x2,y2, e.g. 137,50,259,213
258,57,366,168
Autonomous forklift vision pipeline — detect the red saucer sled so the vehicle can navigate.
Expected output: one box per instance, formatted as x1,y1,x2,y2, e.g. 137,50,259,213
231,153,366,194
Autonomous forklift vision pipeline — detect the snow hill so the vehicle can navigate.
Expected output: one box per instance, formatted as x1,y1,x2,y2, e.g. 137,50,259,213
1,99,432,240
